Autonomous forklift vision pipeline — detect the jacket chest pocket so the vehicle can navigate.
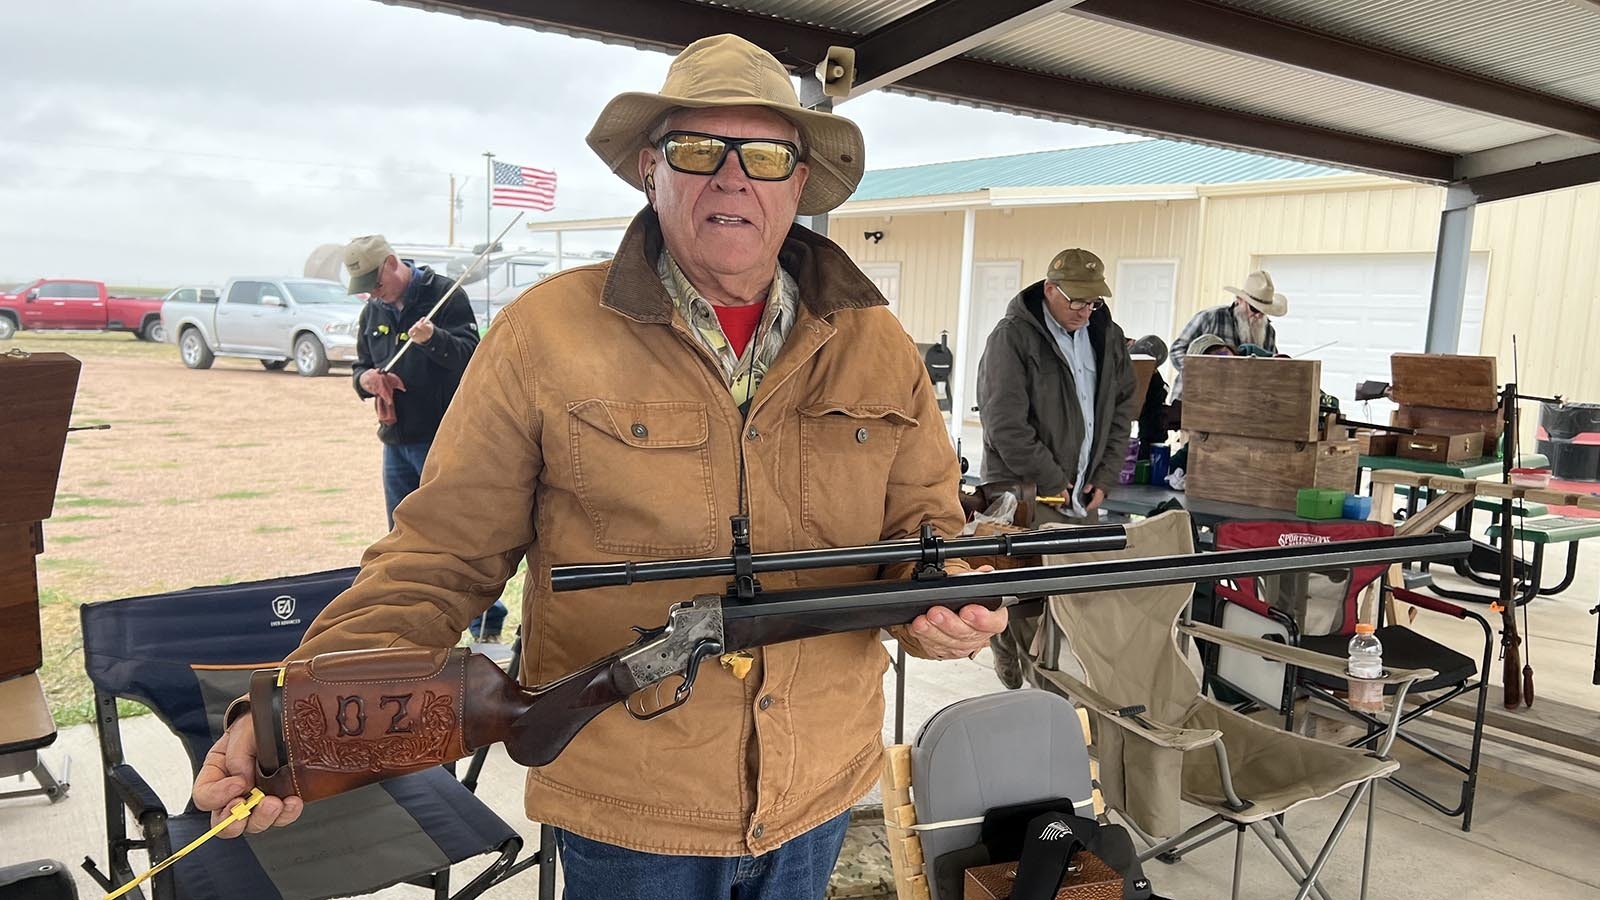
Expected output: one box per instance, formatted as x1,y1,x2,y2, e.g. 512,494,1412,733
568,399,717,556
799,403,916,548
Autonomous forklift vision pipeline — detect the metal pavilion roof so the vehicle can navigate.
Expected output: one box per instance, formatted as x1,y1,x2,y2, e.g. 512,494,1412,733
851,139,1347,201
388,0,1600,204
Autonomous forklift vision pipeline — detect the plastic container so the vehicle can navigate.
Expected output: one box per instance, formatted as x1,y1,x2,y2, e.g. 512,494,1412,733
1346,623,1384,713
1134,459,1151,485
1296,488,1346,519
1342,495,1372,520
1510,467,1551,489
1149,445,1171,485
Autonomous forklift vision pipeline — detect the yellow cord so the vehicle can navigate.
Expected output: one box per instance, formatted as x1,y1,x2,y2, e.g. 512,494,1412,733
105,789,264,900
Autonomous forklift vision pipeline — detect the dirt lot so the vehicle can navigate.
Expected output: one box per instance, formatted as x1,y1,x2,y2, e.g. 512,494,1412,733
15,332,520,725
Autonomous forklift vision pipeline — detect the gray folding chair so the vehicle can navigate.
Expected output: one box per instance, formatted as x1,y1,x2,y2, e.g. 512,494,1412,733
1033,510,1432,900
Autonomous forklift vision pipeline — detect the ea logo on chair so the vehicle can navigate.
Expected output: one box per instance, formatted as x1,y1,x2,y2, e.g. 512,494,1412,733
269,594,301,627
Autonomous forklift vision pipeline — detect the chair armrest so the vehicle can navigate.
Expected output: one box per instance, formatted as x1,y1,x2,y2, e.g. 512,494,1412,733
1388,586,1470,620
1032,667,1221,752
1181,621,1436,686
109,763,169,821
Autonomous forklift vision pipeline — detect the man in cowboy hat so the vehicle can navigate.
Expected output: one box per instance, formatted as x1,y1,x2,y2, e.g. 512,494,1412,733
1169,269,1288,398
974,248,1136,689
191,34,1002,899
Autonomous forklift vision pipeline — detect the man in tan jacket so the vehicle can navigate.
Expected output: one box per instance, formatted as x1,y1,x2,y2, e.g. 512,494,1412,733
191,34,1005,900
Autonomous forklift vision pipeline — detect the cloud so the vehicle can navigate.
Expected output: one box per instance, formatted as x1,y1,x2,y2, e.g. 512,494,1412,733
0,0,1132,284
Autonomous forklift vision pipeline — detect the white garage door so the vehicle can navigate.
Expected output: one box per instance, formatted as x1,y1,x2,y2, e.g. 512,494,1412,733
1257,252,1489,419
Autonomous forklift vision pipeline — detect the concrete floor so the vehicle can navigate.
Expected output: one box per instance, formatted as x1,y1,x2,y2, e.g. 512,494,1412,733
3,537,1598,899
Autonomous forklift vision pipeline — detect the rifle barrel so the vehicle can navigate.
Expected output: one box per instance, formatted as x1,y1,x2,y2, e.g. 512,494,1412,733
720,532,1470,650
551,525,1128,592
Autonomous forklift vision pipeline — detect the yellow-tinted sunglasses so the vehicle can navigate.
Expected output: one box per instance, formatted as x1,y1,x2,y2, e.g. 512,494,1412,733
659,131,803,181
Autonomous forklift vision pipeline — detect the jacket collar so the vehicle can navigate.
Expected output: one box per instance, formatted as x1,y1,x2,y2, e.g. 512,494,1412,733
601,207,887,324
1008,280,1110,358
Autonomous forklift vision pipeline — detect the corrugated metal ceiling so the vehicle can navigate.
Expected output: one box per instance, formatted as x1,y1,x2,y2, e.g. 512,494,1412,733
1216,0,1600,107
976,14,1547,155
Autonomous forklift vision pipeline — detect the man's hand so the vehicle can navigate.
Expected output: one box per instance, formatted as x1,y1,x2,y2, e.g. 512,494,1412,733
358,368,386,394
1083,483,1106,512
408,319,435,344
905,565,1008,659
193,715,303,838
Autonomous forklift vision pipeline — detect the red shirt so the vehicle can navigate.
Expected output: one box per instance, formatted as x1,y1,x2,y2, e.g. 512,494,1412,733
712,301,766,359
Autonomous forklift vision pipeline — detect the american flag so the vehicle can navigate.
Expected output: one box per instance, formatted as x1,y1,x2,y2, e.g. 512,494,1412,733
491,160,557,211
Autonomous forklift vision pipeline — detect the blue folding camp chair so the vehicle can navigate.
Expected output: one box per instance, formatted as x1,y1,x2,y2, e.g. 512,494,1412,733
79,568,547,900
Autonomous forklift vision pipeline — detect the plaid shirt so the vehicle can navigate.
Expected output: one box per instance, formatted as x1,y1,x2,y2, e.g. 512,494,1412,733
1169,303,1279,398
659,251,798,408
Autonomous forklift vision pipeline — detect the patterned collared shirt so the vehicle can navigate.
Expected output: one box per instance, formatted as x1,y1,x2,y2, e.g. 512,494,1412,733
658,251,799,408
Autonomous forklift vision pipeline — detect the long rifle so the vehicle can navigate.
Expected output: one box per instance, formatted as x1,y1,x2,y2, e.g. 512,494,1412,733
1498,380,1523,709
248,526,1468,802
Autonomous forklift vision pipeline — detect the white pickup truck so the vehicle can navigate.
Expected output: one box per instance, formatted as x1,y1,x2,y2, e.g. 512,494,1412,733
161,277,364,376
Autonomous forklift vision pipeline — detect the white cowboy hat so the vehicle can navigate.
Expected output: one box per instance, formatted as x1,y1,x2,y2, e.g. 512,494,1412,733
585,34,866,217
1223,270,1288,316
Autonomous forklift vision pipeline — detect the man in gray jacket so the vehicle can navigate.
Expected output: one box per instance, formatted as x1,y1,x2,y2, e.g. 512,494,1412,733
975,247,1136,687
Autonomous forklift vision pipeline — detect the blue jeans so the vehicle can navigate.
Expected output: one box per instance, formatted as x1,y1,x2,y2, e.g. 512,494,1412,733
382,440,505,637
556,810,851,900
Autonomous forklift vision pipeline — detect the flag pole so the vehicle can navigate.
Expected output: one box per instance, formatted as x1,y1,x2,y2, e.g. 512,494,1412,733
483,151,495,309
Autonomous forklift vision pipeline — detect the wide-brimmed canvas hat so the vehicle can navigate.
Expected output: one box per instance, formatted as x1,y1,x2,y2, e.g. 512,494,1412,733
1223,270,1288,316
586,34,866,216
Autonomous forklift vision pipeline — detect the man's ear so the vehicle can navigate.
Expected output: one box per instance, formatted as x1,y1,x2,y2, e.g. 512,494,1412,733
637,149,657,202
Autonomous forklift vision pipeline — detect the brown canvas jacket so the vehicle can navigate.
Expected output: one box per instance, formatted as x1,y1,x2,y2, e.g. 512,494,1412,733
286,208,968,856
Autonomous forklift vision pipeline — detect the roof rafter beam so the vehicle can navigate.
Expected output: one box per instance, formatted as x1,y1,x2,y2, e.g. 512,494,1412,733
1073,0,1600,142
845,0,1081,98
898,58,1457,182
1464,151,1600,204
403,0,1454,182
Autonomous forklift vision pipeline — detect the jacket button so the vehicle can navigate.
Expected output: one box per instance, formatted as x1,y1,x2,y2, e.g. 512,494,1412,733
631,423,648,439
759,695,773,710
856,427,869,443
747,426,759,440
752,823,765,839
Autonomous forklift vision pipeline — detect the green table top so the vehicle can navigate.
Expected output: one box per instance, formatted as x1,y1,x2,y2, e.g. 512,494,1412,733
1360,453,1549,480
1487,515,1600,544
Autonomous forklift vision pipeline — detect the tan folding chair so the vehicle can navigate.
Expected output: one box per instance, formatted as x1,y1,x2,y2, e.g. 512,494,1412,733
1032,510,1432,900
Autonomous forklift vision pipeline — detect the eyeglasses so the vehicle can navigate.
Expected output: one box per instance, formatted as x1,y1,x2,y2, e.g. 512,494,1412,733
1049,284,1104,311
658,131,803,181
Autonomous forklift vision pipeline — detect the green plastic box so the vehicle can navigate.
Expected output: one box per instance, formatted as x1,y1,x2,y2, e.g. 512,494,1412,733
1296,488,1346,519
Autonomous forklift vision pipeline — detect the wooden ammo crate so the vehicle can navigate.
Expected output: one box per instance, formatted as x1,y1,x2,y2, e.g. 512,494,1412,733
1187,433,1359,511
1390,353,1498,411
1393,404,1503,448
1181,356,1322,442
1397,430,1486,464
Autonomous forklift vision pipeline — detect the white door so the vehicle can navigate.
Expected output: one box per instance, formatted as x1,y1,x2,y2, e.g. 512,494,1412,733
1114,259,1178,343
858,262,902,316
958,260,1024,470
1258,252,1490,420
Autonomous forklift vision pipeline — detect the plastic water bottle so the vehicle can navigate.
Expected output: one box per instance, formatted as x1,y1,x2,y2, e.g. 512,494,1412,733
1346,623,1385,713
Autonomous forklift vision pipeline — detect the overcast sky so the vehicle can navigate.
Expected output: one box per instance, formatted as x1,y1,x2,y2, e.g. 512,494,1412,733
0,0,1134,286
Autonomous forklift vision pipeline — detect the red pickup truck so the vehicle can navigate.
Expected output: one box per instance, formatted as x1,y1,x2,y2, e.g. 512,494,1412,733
0,279,166,342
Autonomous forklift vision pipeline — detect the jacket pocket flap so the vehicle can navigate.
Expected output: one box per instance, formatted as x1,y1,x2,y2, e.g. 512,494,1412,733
799,402,918,428
569,399,710,448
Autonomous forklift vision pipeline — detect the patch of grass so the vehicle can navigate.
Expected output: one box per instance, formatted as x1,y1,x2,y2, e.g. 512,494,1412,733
315,519,351,526
334,531,370,546
53,513,109,523
160,496,200,506
137,417,179,426
38,587,75,606
84,479,113,488
215,490,272,500
57,494,140,508
50,534,93,544
39,557,100,574
163,431,192,439
297,486,349,495
216,441,269,449
253,524,295,535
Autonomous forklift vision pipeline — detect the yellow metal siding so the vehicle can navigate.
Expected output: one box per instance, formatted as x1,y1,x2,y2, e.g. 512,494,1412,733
834,180,1600,429
834,200,1200,342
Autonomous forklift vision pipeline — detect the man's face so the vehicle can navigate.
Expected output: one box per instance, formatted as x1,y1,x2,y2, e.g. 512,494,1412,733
1043,282,1098,333
1235,297,1265,321
638,106,810,285
371,256,408,304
